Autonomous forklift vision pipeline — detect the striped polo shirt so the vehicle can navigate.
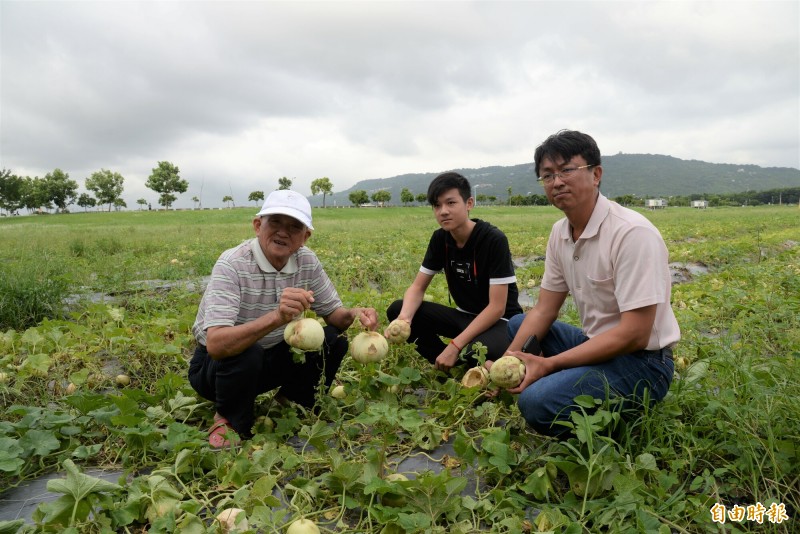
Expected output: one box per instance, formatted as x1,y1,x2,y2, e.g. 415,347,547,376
192,238,343,350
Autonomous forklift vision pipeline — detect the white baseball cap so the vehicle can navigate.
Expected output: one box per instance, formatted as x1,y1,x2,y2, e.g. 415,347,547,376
255,190,314,230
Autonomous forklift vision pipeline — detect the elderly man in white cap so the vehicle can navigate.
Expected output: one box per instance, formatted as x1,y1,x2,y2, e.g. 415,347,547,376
190,189,378,447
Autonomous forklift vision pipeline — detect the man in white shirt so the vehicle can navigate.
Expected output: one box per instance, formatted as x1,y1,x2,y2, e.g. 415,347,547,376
494,130,679,436
190,190,378,446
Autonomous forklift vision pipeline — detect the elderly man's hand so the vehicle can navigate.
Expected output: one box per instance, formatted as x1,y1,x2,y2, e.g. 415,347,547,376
277,288,315,323
354,307,379,331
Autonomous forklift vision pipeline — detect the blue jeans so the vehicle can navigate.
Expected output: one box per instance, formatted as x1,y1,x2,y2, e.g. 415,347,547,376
507,315,673,436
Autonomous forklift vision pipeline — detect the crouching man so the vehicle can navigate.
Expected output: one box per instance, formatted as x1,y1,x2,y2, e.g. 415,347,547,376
190,190,377,447
495,130,679,436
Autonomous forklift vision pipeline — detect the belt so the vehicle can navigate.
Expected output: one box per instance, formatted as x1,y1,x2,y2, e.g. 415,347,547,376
637,347,673,360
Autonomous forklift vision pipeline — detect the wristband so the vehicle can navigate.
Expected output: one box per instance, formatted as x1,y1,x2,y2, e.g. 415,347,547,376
449,339,462,351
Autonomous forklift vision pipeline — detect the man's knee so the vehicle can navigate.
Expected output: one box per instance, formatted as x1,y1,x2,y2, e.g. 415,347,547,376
519,399,554,431
218,344,264,373
520,402,571,437
518,385,571,436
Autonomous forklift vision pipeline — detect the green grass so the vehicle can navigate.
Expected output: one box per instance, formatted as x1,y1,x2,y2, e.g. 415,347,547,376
0,205,798,533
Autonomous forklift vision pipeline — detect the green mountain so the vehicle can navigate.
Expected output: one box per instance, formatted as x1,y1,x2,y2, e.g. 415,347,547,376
312,154,800,206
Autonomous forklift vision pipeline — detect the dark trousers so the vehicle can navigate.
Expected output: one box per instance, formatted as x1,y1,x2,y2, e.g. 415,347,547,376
387,299,511,366
188,325,347,437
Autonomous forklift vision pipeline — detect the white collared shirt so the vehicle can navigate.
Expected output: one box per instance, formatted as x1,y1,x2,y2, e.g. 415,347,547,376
541,194,680,349
192,238,342,349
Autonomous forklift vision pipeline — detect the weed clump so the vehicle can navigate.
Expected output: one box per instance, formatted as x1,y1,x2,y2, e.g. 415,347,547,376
0,265,70,330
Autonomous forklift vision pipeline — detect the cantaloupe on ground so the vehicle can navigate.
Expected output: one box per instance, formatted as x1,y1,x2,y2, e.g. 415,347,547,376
216,508,248,533
286,517,320,534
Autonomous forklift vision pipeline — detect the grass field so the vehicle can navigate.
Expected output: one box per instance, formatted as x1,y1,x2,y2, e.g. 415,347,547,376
1,205,798,533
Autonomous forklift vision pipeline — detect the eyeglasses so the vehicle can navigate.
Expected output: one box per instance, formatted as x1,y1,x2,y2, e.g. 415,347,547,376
537,164,595,184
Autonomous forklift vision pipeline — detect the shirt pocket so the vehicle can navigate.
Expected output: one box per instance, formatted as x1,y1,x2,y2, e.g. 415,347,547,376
586,273,614,286
585,274,616,302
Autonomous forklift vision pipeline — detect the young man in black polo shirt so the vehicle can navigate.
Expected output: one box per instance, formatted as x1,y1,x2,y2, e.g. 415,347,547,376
386,172,522,371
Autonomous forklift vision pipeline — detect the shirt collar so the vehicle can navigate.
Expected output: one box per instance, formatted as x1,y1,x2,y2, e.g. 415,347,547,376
250,238,299,273
581,193,610,240
558,193,610,241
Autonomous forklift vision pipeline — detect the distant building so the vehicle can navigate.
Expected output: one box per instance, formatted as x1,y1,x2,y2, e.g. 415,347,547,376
646,198,667,209
691,200,709,209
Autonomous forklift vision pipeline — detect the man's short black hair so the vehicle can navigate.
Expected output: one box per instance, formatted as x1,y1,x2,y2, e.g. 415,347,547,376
534,130,602,177
427,172,472,205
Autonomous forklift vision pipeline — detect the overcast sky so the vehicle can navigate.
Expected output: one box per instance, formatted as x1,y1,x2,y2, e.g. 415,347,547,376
2,1,798,209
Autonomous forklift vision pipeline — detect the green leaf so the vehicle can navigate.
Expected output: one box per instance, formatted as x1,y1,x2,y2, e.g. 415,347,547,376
611,472,644,498
274,411,301,437
520,465,554,500
64,392,117,415
443,476,467,497
148,511,177,533
298,420,335,452
0,437,25,456
167,391,199,411
636,452,658,472
0,520,26,534
20,328,45,348
397,512,432,531
71,444,103,460
47,459,122,500
363,475,387,496
396,366,422,383
47,328,66,346
535,507,569,531
68,368,91,385
573,394,598,408
290,347,307,364
20,352,51,376
19,429,61,457
34,495,84,527
144,475,183,522
0,452,25,473
59,425,83,437
684,360,709,383
109,498,140,527
480,428,512,471
251,475,281,507
146,405,170,420
452,427,477,464
175,513,206,534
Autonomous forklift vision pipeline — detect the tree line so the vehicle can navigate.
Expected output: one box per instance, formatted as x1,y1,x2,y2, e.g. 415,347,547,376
0,162,189,215
235,177,336,209
0,165,340,215
502,188,800,208
3,162,795,215
347,186,800,209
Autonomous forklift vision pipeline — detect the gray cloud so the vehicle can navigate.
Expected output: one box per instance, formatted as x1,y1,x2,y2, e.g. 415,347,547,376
1,1,797,209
